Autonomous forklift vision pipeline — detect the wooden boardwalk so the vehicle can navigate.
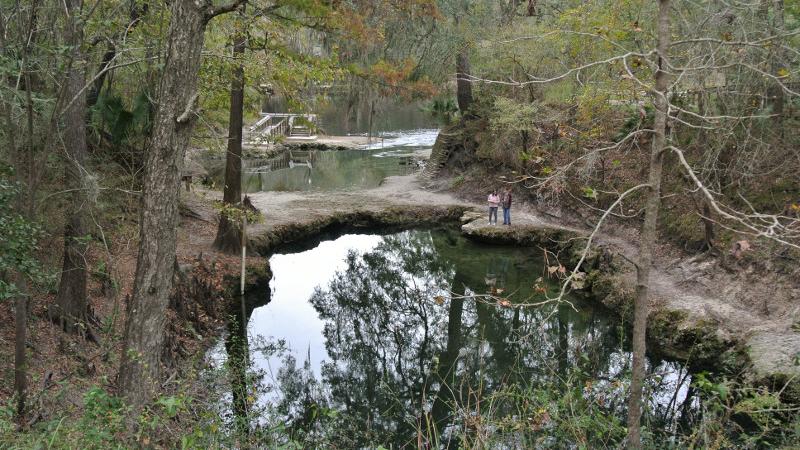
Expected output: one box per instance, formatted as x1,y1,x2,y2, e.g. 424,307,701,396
243,113,318,147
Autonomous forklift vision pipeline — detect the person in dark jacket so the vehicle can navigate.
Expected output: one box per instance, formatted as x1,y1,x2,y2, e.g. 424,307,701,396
501,187,512,225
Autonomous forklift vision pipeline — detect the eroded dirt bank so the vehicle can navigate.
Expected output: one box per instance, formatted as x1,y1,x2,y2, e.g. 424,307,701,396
0,189,273,430
242,172,800,398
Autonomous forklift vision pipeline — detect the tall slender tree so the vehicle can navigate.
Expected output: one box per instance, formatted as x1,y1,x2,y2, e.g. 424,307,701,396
454,2,473,114
13,274,27,420
770,0,786,120
1,0,42,421
54,0,90,336
118,0,246,410
214,11,247,254
626,0,671,447
455,48,473,113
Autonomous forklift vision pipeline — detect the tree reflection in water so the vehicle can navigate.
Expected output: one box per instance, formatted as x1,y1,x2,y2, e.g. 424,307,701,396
239,147,424,193
254,229,695,447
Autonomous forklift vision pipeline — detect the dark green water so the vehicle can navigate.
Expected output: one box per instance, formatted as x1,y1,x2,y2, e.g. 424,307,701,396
221,228,696,447
239,129,438,193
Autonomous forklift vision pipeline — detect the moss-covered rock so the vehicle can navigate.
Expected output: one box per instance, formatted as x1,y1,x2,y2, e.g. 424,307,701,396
250,205,468,255
746,332,800,401
460,220,585,247
648,310,747,372
754,373,800,406
223,260,272,298
587,270,635,321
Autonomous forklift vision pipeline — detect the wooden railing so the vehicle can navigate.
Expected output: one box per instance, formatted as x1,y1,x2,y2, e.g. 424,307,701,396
243,113,318,146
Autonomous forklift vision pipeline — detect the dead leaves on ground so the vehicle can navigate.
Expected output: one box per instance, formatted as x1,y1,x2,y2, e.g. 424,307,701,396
731,240,751,260
570,271,587,290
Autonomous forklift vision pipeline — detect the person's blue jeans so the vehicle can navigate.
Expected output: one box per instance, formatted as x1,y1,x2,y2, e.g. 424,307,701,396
503,207,511,225
489,207,498,224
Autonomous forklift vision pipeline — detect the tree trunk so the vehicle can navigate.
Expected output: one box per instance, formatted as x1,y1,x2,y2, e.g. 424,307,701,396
1,9,31,423
429,295,464,430
367,98,375,144
226,293,251,436
86,46,116,110
521,130,529,153
118,0,213,410
527,0,537,16
14,275,28,420
214,14,247,254
501,0,519,25
625,1,671,448
54,0,89,335
770,0,785,120
343,98,353,134
455,49,473,114
702,201,715,251
758,0,770,20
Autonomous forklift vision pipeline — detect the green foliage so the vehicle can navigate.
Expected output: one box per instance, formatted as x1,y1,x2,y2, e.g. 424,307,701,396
155,395,186,418
581,186,598,200
91,91,153,146
199,3,340,133
78,388,127,448
734,391,782,429
694,372,730,402
687,373,800,447
214,201,263,226
0,386,232,449
0,166,47,301
615,104,653,141
489,97,541,132
422,95,458,124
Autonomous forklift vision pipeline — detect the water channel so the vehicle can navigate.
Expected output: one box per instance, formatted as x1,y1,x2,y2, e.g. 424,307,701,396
209,102,699,446
241,129,439,193
216,228,698,447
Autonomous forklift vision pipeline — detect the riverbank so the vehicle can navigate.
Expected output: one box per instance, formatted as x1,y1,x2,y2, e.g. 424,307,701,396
241,134,374,154
235,170,800,392
285,134,372,148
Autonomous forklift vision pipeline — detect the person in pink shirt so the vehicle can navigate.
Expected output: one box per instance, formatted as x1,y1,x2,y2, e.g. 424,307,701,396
487,189,500,225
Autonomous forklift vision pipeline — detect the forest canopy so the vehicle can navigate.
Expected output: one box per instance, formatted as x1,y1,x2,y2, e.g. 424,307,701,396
1,0,799,448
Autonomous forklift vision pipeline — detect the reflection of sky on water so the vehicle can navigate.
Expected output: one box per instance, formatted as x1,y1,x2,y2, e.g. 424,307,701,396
251,235,383,381
272,234,685,389
220,229,696,445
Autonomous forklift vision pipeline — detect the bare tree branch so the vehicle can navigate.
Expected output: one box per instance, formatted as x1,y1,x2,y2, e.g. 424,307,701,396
670,145,800,250
204,0,247,22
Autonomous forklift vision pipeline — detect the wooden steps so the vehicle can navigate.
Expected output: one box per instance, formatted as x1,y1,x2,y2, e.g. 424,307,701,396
419,130,460,183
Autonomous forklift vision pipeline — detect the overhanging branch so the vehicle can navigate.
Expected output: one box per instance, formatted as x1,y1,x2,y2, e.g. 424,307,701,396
204,0,247,22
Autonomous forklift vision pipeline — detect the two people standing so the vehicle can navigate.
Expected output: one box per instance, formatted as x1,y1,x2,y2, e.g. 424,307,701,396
487,187,512,225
